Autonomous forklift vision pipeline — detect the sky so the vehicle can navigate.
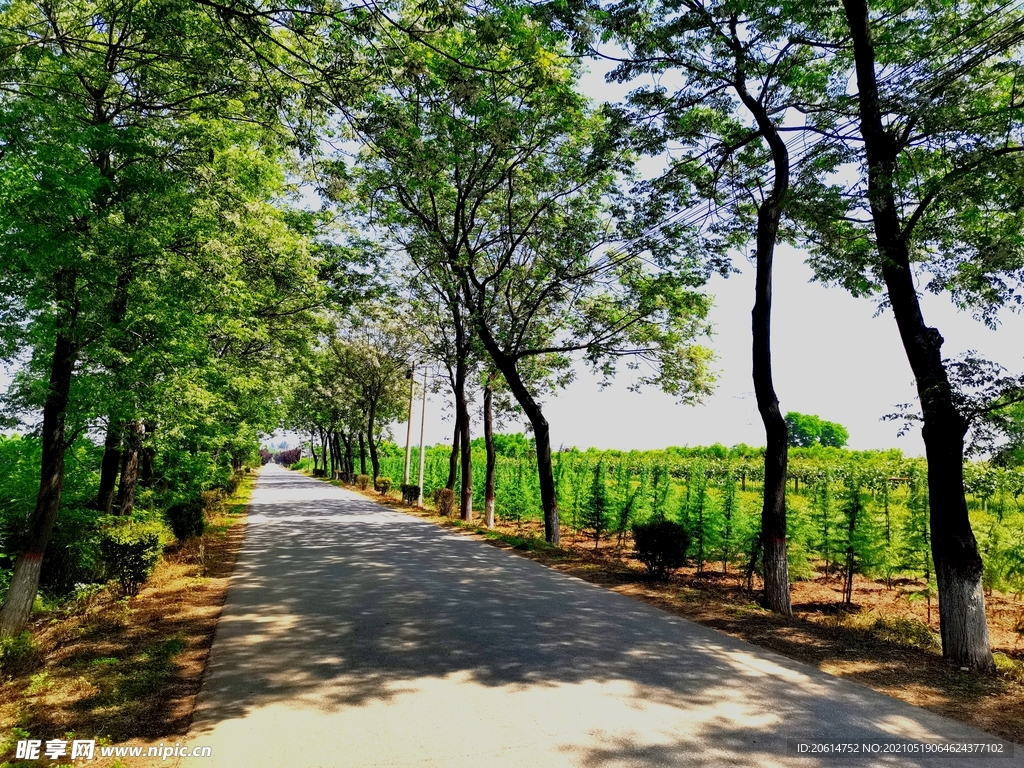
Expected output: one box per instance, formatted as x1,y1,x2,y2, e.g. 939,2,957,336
394,246,1022,457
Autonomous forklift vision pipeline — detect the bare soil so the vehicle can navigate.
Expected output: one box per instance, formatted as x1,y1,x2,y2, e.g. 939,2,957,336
354,481,1024,747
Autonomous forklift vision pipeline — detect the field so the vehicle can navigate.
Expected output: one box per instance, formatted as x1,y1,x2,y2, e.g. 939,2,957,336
368,440,1024,598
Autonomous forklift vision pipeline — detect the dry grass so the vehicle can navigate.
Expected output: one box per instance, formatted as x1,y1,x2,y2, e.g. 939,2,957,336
346,477,1024,746
0,472,256,767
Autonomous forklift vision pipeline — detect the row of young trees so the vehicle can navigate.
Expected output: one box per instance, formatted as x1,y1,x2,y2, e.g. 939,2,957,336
377,441,1024,598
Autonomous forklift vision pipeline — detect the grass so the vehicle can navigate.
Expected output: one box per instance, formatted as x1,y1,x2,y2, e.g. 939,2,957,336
0,470,257,767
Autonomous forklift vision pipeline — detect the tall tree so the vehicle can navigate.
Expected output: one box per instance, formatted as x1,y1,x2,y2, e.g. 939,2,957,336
598,0,837,613
804,0,1024,669
345,8,714,544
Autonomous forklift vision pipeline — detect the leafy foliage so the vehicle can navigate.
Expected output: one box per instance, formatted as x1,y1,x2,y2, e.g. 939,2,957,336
99,523,163,597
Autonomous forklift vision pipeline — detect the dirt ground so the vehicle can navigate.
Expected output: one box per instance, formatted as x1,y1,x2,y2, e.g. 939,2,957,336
0,476,253,767
355,483,1024,747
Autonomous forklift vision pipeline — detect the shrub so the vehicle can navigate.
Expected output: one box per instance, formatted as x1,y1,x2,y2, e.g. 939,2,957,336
40,505,103,597
165,498,206,542
375,476,393,495
225,473,241,495
355,474,371,490
0,631,42,675
99,523,163,597
401,484,420,505
433,487,455,517
632,519,691,580
275,447,302,466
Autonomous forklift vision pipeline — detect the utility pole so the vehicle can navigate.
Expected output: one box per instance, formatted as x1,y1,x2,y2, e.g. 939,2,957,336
403,365,415,485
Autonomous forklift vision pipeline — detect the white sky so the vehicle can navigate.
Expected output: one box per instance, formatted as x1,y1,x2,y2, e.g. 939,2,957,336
401,247,1022,457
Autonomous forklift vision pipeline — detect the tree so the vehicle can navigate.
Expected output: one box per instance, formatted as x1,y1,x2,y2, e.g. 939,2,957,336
785,412,850,448
598,0,837,614
797,0,1024,669
326,314,413,482
582,461,612,551
346,9,714,545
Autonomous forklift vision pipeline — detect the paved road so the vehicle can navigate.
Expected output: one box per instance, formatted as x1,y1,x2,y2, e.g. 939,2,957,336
187,465,1019,767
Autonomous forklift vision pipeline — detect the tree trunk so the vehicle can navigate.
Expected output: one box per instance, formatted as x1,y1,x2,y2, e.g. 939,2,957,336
340,431,354,482
842,0,993,670
476,348,558,543
358,431,367,475
140,446,155,488
116,420,144,516
455,355,473,522
96,421,121,514
320,427,328,477
484,381,496,529
446,416,461,491
367,401,380,481
734,58,792,616
0,332,77,636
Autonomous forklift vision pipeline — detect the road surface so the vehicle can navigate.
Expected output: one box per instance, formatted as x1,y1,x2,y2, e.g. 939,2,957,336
187,464,1019,767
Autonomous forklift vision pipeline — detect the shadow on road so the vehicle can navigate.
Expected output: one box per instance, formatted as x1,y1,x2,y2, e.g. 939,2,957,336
192,467,1017,767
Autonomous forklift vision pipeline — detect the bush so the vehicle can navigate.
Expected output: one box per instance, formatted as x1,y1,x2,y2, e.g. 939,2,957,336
0,631,42,675
225,473,241,495
433,487,455,517
401,484,420,505
375,476,393,495
99,523,163,596
632,519,691,580
355,474,370,490
165,498,206,542
275,447,302,466
40,506,103,597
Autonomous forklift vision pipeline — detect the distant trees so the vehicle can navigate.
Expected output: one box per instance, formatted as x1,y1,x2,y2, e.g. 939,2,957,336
286,313,412,484
785,414,850,449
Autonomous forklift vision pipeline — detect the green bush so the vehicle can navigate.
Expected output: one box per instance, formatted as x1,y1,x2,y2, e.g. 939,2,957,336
401,484,420,505
632,519,691,580
99,523,163,597
375,476,393,494
165,498,206,542
40,505,103,597
0,631,42,675
356,474,371,490
434,487,455,517
225,473,241,495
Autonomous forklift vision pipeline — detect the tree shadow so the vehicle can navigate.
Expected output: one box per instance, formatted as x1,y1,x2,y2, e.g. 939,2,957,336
189,467,1019,766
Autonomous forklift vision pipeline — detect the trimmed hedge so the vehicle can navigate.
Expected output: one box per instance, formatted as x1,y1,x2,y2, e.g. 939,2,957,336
632,519,691,581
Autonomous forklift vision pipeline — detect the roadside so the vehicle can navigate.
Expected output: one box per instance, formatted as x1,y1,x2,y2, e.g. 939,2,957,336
334,474,1024,746
0,471,256,768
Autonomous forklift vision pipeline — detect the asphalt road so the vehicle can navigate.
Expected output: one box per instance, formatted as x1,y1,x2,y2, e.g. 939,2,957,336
187,464,1020,767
